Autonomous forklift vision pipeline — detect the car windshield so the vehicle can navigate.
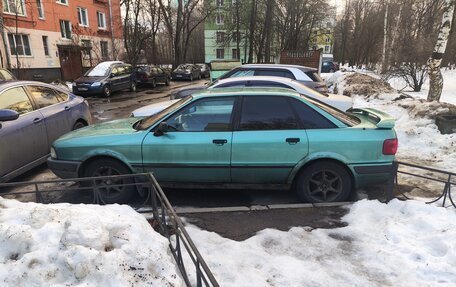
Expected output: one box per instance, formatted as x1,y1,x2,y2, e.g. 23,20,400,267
177,64,190,70
302,96,360,126
134,96,192,130
85,63,112,77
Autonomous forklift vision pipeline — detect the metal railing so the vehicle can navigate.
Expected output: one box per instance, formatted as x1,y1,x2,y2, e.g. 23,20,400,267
387,161,456,208
0,173,219,287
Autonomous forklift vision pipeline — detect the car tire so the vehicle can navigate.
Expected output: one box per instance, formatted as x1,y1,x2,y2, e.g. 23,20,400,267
83,158,136,204
102,85,111,97
198,74,202,80
72,121,86,130
295,161,352,203
129,81,137,92
151,79,157,88
165,77,170,86
190,75,193,81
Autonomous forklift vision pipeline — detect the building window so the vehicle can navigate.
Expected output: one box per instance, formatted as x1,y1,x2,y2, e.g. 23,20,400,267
97,11,106,29
56,0,68,5
3,0,26,15
60,20,72,39
81,39,91,55
216,0,224,6
216,48,224,59
216,31,225,43
36,0,44,18
7,34,32,56
42,36,49,56
215,14,224,25
325,45,330,53
325,38,330,43
232,32,240,43
232,48,239,60
77,7,89,27
100,41,109,59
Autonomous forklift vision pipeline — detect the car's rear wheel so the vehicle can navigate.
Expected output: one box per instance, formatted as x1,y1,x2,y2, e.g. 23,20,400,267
102,85,111,97
129,81,137,92
83,158,136,203
296,161,352,203
72,121,86,130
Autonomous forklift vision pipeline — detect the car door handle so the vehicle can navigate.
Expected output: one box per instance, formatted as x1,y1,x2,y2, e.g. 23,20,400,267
33,118,42,124
286,138,300,144
64,106,71,111
213,139,228,145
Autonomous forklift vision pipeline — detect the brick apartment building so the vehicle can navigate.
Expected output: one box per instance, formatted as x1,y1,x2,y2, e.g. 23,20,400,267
0,0,123,82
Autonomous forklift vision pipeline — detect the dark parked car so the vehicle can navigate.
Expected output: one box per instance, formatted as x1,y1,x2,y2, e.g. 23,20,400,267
219,64,328,93
321,61,339,73
73,61,137,97
134,65,171,87
0,81,91,182
196,63,211,79
171,64,201,81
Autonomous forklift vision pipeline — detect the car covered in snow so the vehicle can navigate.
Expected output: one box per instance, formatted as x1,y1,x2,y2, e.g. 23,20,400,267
48,88,397,204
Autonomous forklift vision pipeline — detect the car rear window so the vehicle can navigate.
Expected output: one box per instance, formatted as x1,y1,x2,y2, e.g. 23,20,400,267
303,71,323,82
304,97,360,127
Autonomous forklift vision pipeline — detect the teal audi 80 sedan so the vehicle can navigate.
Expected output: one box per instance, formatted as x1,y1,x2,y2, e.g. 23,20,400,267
48,88,398,203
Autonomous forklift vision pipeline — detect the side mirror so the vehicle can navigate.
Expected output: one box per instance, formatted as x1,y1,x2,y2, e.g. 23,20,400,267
153,121,169,136
0,109,19,122
110,73,115,78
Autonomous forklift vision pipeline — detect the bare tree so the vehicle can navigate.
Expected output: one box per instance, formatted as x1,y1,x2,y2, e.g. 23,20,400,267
427,0,455,101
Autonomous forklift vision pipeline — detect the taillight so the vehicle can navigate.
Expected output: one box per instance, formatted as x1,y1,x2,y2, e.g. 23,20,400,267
383,138,398,155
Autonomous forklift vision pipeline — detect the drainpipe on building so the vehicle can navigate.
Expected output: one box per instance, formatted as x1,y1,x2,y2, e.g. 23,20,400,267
108,0,115,60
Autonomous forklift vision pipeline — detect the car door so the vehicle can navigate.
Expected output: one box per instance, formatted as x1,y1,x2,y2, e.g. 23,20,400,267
231,96,309,184
0,86,48,178
109,66,122,91
141,97,236,183
122,65,133,88
26,85,72,145
155,68,165,82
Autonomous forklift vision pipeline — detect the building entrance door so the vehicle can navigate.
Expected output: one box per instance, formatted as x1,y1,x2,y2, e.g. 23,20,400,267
58,45,83,81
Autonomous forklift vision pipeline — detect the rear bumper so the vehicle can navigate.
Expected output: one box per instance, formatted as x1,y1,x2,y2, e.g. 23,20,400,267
47,158,81,179
350,163,395,188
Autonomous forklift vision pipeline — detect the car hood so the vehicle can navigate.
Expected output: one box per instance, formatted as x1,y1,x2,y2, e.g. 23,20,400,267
57,118,140,142
75,76,106,84
131,99,180,117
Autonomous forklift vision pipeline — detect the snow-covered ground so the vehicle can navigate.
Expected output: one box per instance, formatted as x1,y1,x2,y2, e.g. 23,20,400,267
1,69,455,286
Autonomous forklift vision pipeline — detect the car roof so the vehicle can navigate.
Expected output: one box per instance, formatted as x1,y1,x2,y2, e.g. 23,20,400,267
215,76,298,85
0,80,72,94
192,87,302,99
240,63,316,71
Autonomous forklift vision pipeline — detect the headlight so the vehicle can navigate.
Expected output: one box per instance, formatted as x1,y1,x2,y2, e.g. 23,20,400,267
91,82,101,87
50,147,57,159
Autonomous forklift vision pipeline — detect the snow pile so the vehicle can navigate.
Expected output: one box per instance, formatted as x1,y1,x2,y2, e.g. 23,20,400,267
0,198,183,287
327,71,456,173
185,199,456,287
327,72,394,96
388,69,456,105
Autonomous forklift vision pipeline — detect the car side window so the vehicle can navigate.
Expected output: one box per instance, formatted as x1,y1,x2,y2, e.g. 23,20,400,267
54,90,69,102
230,70,255,77
239,96,299,130
248,81,293,90
0,86,33,115
215,81,246,88
27,85,60,108
111,67,119,76
166,97,235,132
289,98,337,129
124,66,132,74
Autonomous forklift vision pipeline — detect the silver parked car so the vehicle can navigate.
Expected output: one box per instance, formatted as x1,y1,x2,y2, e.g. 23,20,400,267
219,64,328,93
0,81,92,182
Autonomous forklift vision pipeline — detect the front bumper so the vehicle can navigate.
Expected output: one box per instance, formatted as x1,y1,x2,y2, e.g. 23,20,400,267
73,85,104,96
47,157,81,179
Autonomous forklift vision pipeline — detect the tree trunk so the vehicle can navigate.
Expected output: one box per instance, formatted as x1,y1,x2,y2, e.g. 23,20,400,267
427,0,455,102
247,0,257,63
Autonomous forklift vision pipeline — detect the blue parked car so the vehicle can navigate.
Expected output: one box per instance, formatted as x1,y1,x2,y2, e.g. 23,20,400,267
72,61,137,97
0,81,92,182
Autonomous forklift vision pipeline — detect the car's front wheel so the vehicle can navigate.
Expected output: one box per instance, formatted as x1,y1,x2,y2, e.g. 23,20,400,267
296,161,352,203
102,85,111,97
129,81,137,92
83,158,136,203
